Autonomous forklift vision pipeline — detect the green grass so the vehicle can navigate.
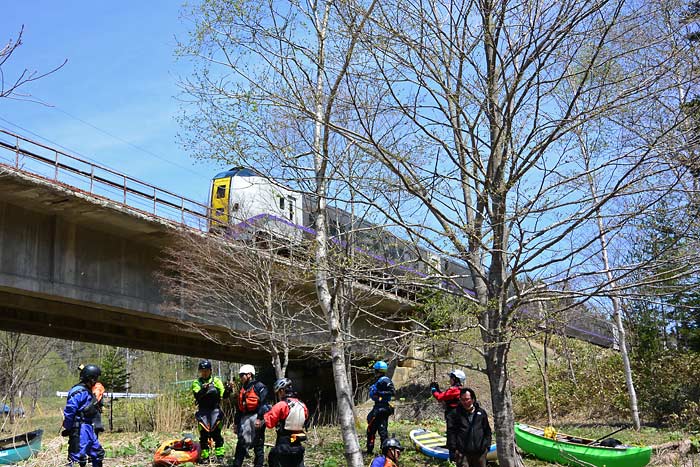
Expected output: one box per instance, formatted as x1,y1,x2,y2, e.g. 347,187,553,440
3,406,699,467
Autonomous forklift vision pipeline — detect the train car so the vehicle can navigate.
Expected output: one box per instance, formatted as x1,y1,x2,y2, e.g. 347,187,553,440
209,167,305,243
210,167,447,294
206,168,615,347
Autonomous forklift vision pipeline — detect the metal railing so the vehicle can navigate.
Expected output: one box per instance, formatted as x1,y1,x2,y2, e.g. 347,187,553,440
0,129,211,230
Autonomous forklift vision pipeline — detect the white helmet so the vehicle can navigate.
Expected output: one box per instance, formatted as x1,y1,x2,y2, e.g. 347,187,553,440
449,369,466,383
239,364,256,376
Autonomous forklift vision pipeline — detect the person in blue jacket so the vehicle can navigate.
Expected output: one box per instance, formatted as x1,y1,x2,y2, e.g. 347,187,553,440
366,360,396,455
62,364,105,467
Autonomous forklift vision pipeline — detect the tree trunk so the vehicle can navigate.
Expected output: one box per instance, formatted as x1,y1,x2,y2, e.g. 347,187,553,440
484,338,524,467
613,298,641,430
314,218,363,466
595,212,641,430
272,353,284,379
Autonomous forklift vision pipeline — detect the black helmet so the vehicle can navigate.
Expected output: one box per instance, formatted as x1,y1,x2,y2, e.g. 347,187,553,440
381,437,404,453
273,377,293,393
198,359,212,370
80,364,101,382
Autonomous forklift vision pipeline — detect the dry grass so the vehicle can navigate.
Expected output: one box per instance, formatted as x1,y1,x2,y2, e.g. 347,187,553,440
153,394,190,433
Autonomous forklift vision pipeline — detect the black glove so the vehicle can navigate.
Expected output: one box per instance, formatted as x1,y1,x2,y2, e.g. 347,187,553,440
430,382,440,393
61,429,71,437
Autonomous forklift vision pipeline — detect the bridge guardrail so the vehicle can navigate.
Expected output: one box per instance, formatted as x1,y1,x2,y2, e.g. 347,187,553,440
0,129,211,230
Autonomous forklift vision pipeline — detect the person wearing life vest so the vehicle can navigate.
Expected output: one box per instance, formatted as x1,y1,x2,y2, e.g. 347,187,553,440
191,359,226,460
431,369,465,416
369,437,404,467
366,360,395,456
78,364,106,436
62,364,105,467
259,377,309,467
430,369,466,461
233,364,269,467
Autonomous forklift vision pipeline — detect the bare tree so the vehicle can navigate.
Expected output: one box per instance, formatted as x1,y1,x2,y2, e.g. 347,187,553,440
160,230,321,379
178,1,382,464
338,0,690,464
0,331,52,428
1,26,66,100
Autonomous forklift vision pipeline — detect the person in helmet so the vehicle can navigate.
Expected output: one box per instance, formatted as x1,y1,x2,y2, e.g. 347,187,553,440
62,364,105,467
369,437,404,467
366,360,395,456
430,369,466,461
258,377,309,467
191,359,226,460
233,364,269,467
77,364,106,437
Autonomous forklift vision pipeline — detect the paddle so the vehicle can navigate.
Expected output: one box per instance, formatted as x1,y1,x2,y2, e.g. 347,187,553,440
590,425,629,446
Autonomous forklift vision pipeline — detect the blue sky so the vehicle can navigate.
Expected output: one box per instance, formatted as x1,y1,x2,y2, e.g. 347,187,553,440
1,1,221,204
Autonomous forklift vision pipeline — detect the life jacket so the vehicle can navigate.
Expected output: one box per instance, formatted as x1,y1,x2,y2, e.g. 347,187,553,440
68,383,99,421
238,383,260,413
283,398,306,433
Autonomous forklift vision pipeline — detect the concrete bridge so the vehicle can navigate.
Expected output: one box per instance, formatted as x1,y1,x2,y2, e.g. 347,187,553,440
0,129,617,366
0,130,411,362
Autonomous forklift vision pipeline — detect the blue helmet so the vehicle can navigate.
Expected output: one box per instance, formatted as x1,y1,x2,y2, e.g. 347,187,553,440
373,361,388,372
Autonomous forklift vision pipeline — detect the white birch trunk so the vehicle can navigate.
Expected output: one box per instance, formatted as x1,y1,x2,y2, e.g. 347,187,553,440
584,155,641,430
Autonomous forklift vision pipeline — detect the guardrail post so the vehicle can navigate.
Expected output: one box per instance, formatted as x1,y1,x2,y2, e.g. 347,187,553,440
54,151,59,180
90,167,94,193
181,198,185,224
123,175,127,204
14,136,19,167
153,188,157,214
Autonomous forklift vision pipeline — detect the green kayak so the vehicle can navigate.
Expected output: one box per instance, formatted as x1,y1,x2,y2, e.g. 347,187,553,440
514,423,651,467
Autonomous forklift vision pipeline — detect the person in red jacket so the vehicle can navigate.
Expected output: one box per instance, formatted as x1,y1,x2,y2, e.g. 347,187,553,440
258,377,308,467
430,369,466,462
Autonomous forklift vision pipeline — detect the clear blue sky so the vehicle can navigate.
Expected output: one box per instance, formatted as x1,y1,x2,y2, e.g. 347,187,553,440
1,1,221,204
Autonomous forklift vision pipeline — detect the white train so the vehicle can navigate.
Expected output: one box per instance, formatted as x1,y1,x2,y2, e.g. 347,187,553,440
208,167,458,293
207,167,618,347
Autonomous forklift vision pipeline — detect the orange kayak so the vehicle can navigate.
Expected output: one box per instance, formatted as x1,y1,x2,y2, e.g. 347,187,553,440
153,436,200,466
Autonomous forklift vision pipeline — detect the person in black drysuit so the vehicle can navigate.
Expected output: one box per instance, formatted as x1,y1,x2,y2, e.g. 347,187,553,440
446,387,492,467
191,359,226,460
366,360,395,456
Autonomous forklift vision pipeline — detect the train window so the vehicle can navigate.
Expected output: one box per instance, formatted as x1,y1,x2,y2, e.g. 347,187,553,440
232,203,239,211
288,197,295,221
279,197,285,210
216,185,226,199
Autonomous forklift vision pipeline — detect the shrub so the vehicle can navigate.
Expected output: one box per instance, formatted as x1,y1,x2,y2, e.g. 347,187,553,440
122,389,194,432
514,337,629,420
633,351,700,430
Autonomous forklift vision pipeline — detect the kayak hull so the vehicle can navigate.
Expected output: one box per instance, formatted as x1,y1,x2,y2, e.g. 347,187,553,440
514,423,651,467
0,429,43,465
409,428,497,462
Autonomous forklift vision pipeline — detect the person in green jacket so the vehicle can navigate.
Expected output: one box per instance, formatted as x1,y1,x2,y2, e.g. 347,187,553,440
191,359,226,460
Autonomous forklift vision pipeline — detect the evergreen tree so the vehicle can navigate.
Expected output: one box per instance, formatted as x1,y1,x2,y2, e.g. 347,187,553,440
100,348,130,431
100,349,129,393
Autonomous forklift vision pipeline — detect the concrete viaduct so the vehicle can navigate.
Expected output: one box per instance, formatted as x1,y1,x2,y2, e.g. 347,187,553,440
0,130,411,363
0,129,616,368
